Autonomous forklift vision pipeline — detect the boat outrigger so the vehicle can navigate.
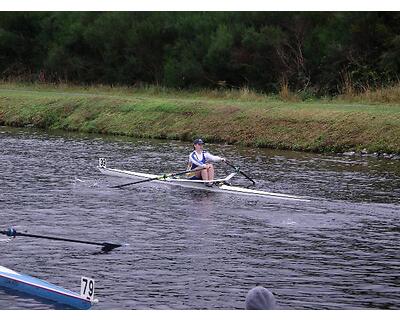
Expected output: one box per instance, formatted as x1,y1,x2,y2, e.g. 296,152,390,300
98,158,310,202
0,265,96,309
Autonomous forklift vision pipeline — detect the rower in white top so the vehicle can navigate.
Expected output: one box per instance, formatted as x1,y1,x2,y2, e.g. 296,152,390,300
187,138,225,186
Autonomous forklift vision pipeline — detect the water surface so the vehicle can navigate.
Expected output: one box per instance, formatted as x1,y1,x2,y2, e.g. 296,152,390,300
0,126,399,309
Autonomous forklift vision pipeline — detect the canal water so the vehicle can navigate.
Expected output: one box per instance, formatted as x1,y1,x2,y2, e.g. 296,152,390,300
0,126,399,309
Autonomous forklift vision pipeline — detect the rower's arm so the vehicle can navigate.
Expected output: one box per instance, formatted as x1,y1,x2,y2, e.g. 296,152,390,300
205,152,224,163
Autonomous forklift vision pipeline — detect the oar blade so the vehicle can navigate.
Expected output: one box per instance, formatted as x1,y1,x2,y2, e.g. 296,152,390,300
101,243,122,252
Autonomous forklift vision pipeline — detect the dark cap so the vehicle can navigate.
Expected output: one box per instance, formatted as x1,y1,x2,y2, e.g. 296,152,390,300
193,138,204,145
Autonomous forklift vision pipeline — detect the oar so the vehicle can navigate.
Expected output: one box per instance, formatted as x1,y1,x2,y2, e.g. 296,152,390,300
0,228,122,252
224,160,256,185
110,167,203,189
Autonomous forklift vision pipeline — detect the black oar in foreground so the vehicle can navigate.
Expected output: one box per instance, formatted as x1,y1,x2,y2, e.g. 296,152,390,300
110,167,203,189
224,160,256,186
0,228,122,252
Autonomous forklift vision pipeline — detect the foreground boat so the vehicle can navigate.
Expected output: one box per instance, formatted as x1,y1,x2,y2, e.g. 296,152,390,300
98,159,310,202
0,265,94,309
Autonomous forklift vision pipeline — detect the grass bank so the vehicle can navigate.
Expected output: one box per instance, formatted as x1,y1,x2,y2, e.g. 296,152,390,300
1,83,400,154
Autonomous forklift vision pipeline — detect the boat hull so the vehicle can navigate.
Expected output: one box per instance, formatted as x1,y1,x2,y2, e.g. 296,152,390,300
0,266,92,310
99,166,309,202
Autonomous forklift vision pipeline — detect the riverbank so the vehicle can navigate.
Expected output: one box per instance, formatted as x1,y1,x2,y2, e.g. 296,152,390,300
1,83,400,154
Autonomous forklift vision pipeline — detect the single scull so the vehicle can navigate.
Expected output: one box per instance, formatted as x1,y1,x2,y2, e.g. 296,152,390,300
98,159,309,202
0,265,95,309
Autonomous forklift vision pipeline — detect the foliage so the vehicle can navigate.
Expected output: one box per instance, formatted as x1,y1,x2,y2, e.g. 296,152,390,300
1,12,400,95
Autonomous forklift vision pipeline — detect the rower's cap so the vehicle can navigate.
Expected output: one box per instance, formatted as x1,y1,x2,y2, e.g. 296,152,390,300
245,286,276,310
193,138,204,145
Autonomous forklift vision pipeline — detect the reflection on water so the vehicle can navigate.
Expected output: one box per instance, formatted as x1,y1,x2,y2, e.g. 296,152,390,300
0,126,399,309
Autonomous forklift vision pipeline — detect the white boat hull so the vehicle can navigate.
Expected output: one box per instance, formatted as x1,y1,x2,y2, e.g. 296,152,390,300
98,165,310,202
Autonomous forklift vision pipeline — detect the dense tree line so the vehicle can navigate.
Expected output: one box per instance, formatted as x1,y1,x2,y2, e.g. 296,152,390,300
1,12,400,95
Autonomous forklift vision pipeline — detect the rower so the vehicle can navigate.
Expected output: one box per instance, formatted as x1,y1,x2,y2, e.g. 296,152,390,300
187,138,225,186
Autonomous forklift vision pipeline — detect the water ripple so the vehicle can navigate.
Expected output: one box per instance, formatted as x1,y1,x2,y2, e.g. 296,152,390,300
0,126,399,309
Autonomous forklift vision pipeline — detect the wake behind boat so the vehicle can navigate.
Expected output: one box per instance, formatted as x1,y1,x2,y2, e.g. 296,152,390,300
0,265,96,310
98,158,310,202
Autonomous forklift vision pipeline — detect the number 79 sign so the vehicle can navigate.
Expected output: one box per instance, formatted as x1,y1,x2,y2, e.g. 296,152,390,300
80,276,95,301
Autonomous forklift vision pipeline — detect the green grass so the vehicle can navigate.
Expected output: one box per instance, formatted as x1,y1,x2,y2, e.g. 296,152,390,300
1,82,400,154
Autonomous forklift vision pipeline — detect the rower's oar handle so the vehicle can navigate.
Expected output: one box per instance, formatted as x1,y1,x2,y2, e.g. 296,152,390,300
225,160,256,185
1,228,122,252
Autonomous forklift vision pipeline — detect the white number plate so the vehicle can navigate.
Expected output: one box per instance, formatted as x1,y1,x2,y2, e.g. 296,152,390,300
99,158,107,168
80,276,95,301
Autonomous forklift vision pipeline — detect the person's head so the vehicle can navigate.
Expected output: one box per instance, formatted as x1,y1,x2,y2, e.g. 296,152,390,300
193,138,204,151
245,286,276,310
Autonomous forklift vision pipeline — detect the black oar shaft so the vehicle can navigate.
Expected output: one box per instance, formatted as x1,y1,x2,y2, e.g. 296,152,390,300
110,175,167,188
1,228,121,251
15,232,113,247
110,167,202,189
225,160,256,185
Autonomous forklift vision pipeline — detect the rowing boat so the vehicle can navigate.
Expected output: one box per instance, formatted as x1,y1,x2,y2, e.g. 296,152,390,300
0,265,94,309
98,159,309,202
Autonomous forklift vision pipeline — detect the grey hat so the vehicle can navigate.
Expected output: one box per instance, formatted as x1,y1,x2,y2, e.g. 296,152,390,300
245,286,276,310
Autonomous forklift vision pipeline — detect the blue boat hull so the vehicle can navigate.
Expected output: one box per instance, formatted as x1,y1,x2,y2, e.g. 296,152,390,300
0,266,92,310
